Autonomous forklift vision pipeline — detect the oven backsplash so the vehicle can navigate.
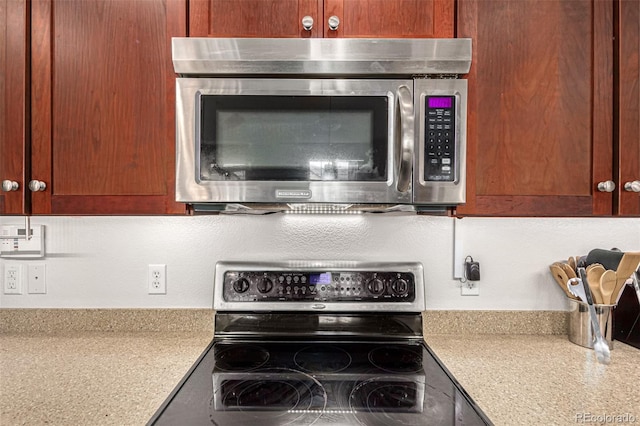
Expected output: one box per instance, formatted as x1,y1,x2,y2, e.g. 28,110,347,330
214,312,424,340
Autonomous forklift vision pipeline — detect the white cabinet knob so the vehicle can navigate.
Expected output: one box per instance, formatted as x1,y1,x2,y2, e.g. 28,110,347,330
28,180,47,192
624,180,640,193
2,180,19,192
301,16,313,31
597,180,615,192
328,15,340,31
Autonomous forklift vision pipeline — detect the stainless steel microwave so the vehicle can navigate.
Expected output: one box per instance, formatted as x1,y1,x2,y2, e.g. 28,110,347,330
172,38,471,213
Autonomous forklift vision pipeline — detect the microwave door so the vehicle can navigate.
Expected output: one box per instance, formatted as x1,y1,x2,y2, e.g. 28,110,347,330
175,78,414,205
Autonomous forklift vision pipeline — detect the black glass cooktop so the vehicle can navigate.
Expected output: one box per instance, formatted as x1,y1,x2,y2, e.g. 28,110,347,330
148,340,491,426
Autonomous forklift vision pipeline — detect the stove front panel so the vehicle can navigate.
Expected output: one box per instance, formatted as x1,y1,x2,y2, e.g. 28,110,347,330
213,261,425,312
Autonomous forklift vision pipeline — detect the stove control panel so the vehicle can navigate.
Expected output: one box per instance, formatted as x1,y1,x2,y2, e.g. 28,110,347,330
222,270,416,303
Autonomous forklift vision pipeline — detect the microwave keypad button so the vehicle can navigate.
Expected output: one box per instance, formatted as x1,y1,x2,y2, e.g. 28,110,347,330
424,96,456,182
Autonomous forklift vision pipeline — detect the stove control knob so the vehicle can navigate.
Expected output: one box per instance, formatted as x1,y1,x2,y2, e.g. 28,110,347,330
367,278,385,295
232,277,250,293
257,277,273,293
391,278,409,296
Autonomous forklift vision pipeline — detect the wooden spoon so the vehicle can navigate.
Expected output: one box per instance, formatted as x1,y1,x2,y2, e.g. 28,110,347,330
549,263,577,299
559,262,577,280
599,269,617,305
568,256,576,272
612,252,640,304
586,263,605,304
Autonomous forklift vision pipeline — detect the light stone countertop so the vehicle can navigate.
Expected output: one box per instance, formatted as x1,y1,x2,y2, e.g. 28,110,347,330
1,331,638,426
425,334,640,426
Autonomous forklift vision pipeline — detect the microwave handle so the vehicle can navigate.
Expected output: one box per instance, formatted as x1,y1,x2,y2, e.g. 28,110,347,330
395,85,414,193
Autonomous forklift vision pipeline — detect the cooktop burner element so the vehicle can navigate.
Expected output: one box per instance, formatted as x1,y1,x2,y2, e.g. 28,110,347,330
349,377,425,426
148,262,492,426
369,345,423,373
294,345,352,373
213,345,269,371
211,368,327,426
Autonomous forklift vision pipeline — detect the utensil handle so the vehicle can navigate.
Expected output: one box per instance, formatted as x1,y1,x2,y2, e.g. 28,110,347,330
578,267,609,351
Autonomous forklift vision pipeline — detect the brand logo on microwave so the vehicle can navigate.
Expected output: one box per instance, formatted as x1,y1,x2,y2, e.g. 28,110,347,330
276,190,312,199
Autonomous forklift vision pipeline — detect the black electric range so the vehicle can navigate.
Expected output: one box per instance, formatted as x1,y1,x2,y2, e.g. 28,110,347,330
148,262,492,426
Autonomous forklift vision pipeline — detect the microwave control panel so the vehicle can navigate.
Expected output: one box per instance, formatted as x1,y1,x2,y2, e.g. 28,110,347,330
424,96,456,182
223,270,416,303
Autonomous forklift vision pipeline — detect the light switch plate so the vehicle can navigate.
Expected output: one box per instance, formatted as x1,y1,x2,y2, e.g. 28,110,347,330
27,264,46,294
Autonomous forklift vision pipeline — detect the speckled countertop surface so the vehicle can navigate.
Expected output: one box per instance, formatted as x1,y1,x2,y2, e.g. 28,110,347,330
425,334,640,426
1,331,639,426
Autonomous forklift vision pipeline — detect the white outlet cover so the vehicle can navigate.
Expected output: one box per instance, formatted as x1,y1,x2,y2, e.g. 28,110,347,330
461,282,479,296
3,264,23,294
148,264,166,294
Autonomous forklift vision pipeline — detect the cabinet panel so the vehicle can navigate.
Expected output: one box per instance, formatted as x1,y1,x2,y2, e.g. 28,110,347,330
0,0,28,214
30,0,186,214
324,0,453,38
189,0,452,39
189,0,323,38
456,0,613,216
617,0,640,215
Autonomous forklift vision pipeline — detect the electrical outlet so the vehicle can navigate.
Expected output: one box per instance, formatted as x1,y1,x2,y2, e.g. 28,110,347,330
3,264,23,294
28,264,46,294
461,281,479,296
148,264,166,294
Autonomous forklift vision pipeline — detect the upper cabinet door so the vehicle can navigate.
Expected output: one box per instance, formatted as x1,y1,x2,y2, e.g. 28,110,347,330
456,0,613,216
188,0,454,38
0,0,28,214
323,0,453,38
617,0,640,216
30,0,186,214
189,0,324,37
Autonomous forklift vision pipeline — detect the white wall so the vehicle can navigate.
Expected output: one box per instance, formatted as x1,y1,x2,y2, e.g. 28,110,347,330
1,214,638,310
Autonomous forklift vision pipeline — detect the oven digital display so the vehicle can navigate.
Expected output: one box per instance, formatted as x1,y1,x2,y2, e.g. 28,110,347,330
428,97,453,109
309,272,332,285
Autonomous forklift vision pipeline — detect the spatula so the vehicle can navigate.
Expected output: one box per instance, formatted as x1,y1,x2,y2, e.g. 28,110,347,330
559,262,577,280
598,269,617,305
612,252,640,304
549,263,577,299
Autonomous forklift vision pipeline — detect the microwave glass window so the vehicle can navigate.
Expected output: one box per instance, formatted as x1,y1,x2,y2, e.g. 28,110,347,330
199,96,388,181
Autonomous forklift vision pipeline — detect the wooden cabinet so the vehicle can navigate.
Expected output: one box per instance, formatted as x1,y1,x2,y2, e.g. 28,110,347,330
456,0,615,216
3,0,187,215
3,0,635,217
617,0,640,216
189,0,453,38
29,0,187,214
0,0,29,214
